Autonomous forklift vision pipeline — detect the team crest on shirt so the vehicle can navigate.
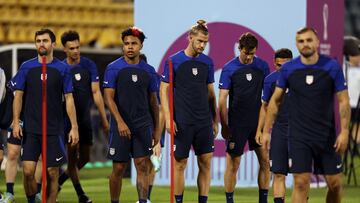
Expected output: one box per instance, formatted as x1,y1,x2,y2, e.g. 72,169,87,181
246,73,252,81
74,73,81,81
40,73,47,81
192,68,198,76
109,148,115,155
132,74,138,82
173,145,176,152
305,75,314,85
288,158,292,168
229,142,235,150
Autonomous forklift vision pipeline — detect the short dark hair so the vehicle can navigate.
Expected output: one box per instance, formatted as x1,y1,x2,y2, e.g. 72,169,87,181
275,48,293,59
35,28,56,43
238,32,258,50
61,30,80,46
121,27,146,43
296,27,318,36
189,20,209,36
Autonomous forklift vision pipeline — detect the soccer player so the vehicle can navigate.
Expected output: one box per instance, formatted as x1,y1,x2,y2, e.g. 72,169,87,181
218,32,270,203
160,20,218,203
104,27,159,203
11,28,79,203
58,30,109,203
262,27,350,203
255,48,293,203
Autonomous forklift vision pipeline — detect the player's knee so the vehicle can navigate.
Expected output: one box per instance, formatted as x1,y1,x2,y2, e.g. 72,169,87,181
327,178,342,192
174,158,187,171
23,169,35,180
134,160,149,174
294,176,310,191
198,160,211,172
47,169,58,180
112,163,127,177
7,149,20,160
274,174,285,182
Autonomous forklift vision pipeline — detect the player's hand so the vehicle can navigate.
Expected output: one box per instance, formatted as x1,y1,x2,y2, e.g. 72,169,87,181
153,141,161,157
212,121,219,138
221,125,231,140
255,130,262,145
12,120,23,139
118,121,131,139
152,130,160,147
261,132,271,150
334,131,349,154
102,120,110,135
165,119,178,135
68,127,79,146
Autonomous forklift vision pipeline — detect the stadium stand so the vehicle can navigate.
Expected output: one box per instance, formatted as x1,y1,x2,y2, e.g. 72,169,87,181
0,0,133,47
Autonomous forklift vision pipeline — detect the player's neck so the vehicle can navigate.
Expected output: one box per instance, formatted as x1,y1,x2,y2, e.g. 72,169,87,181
124,56,140,65
38,54,53,64
300,53,319,65
67,57,80,65
184,46,200,58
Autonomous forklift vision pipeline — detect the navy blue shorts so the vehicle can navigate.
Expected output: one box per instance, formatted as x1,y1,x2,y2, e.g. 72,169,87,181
7,133,22,146
270,124,289,175
226,126,260,156
0,135,4,150
174,123,214,159
21,133,67,167
288,137,342,175
107,126,153,162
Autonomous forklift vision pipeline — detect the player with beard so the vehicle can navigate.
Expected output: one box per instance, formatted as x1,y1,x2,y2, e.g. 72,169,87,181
160,20,218,203
10,28,79,203
263,27,350,203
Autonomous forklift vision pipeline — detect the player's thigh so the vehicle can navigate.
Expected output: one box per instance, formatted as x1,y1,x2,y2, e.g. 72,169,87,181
107,130,131,162
193,124,214,156
132,126,153,159
226,126,253,156
288,138,313,173
174,123,194,159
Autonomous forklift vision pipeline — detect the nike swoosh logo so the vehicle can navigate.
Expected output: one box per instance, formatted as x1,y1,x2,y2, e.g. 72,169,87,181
104,81,109,84
336,164,342,169
148,148,152,151
219,83,223,86
56,157,63,162
161,75,166,78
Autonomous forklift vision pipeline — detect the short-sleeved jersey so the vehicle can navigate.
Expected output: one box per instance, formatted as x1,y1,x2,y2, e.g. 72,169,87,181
10,57,73,135
219,56,270,128
262,71,289,125
103,57,158,131
277,55,347,141
64,56,98,125
161,51,214,126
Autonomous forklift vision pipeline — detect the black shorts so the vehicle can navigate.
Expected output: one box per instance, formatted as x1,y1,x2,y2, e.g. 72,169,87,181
270,124,289,175
107,126,152,162
288,137,342,175
226,126,260,156
7,133,22,146
21,133,67,167
351,108,360,122
174,123,214,159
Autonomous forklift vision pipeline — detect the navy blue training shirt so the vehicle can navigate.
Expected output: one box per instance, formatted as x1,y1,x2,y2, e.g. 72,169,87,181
277,55,347,141
219,56,270,128
10,57,73,135
161,50,215,126
64,56,98,126
103,57,158,131
262,70,289,125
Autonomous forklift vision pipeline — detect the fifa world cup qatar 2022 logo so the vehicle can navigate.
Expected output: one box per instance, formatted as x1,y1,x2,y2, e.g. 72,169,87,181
158,22,275,75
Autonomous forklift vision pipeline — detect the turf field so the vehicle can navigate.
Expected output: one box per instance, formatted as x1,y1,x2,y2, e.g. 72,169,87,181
0,160,359,203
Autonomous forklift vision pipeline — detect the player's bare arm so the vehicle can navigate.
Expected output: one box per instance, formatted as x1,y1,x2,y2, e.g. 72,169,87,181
104,88,131,139
91,82,109,133
208,83,218,137
255,102,268,145
263,87,285,149
160,81,177,134
334,89,351,154
149,92,160,146
65,93,79,146
12,90,24,139
218,89,230,140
